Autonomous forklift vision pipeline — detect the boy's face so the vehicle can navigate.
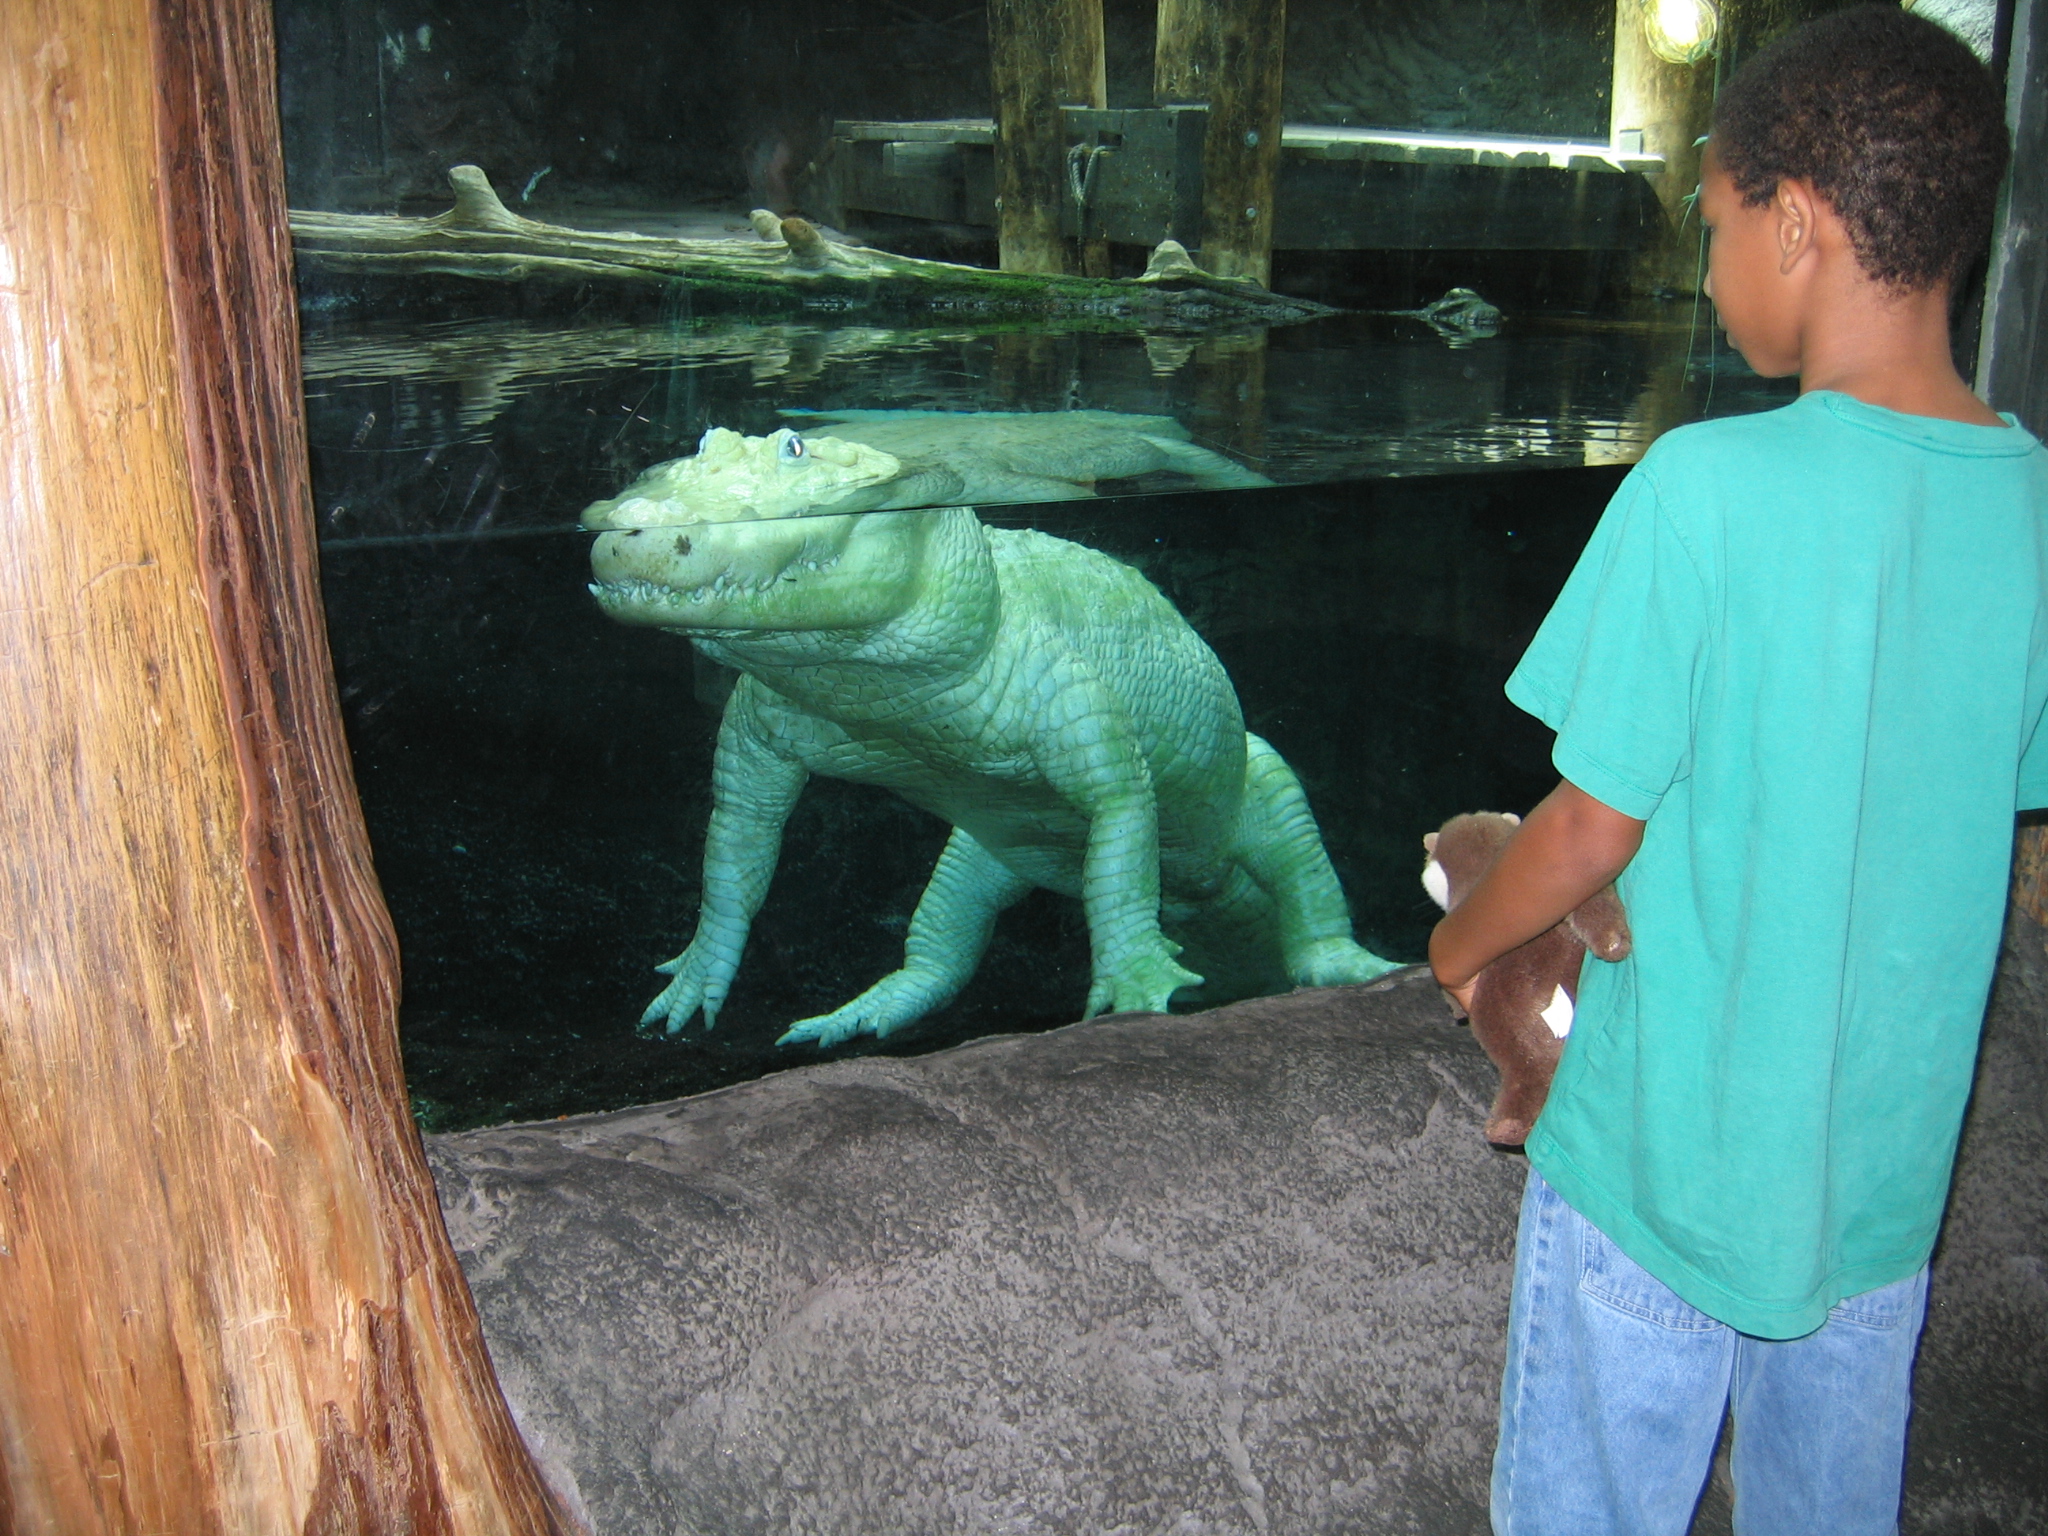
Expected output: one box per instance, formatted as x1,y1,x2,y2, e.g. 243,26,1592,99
1698,147,1803,378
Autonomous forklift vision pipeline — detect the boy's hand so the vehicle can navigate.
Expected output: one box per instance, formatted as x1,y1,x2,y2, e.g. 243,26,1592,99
1427,779,1644,997
1437,974,1477,1019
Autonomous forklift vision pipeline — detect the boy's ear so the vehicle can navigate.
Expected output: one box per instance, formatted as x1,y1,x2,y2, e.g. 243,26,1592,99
1774,178,1819,275
1422,832,1438,854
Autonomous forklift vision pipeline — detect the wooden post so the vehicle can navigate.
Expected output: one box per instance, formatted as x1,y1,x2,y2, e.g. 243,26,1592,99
1155,0,1287,287
1154,0,1218,102
988,0,1107,275
1610,0,1720,292
0,2,575,1530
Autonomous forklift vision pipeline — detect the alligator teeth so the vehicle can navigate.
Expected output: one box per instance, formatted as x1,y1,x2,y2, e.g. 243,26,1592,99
590,556,843,611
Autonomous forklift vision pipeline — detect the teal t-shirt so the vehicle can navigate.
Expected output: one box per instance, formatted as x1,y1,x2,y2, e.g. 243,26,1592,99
1507,390,2048,1338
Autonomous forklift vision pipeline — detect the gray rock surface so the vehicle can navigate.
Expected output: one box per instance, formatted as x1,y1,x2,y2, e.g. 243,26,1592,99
428,950,2047,1535
1904,924,2048,1534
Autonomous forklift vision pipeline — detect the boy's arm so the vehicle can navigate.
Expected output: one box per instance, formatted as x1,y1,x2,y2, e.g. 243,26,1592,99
1428,779,1644,1009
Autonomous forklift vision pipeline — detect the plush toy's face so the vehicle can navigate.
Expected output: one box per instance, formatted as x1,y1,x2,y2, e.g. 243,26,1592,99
1421,809,1635,964
1420,811,1522,912
1421,853,1452,911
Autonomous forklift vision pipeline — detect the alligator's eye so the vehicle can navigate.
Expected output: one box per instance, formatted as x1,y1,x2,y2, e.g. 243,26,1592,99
778,432,806,463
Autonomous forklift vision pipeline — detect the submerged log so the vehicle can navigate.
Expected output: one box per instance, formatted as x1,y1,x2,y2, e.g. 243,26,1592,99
0,1,573,1529
291,166,1334,330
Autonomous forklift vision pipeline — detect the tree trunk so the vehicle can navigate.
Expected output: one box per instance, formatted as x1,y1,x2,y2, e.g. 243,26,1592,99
988,0,1107,274
1609,0,1719,293
0,1,576,1530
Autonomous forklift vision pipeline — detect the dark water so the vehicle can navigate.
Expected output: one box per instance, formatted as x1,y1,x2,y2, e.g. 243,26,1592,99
304,311,1793,1130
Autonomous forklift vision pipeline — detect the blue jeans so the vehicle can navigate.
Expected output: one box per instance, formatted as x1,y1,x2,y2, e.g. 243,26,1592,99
1493,1169,1928,1536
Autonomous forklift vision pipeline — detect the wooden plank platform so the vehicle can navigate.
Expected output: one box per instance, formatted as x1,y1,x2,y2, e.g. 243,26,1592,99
811,115,1669,255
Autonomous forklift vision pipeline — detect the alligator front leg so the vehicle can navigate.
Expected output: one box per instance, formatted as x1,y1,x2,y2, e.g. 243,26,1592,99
642,704,808,1035
779,826,1032,1049
1038,667,1204,1017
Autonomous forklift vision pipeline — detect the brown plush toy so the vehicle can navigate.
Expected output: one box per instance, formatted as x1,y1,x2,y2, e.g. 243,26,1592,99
1422,812,1633,1147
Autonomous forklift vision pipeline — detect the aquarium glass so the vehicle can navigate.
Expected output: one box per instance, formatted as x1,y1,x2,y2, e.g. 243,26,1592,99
277,0,1866,1130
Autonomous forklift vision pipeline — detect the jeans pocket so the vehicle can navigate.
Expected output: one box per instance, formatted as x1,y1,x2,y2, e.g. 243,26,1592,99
1577,1219,1723,1331
1826,1267,1928,1330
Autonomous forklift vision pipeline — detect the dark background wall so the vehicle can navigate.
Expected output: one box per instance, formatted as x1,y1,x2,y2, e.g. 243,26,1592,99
1978,0,2041,435
274,0,1618,214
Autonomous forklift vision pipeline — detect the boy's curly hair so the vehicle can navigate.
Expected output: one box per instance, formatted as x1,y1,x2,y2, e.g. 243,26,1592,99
1709,4,2009,291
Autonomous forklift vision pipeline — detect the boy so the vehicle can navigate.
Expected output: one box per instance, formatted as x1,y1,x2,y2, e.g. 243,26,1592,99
1428,8,2044,1533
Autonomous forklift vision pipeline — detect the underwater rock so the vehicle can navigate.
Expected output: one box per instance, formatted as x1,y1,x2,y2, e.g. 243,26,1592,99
581,426,1393,1045
427,947,2048,1534
291,166,1337,331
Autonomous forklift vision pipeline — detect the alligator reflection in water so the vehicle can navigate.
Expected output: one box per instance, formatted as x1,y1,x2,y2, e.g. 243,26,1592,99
298,306,1792,545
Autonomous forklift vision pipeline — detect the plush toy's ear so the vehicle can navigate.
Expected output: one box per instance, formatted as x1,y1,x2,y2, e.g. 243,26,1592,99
1566,885,1634,962
1503,812,1522,826
1422,832,1438,854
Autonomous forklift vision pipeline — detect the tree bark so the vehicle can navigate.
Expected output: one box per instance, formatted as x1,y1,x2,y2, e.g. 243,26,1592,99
1609,0,1719,293
988,0,1107,274
0,1,576,1530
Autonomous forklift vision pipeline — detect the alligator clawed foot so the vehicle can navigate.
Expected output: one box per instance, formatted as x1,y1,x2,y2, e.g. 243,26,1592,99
1288,937,1402,988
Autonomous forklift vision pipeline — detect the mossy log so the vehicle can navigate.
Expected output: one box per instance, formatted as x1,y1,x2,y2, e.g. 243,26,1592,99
291,166,1333,330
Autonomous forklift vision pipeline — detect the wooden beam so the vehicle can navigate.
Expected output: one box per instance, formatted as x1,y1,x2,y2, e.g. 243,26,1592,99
987,0,1107,275
0,1,575,1529
1154,0,1286,286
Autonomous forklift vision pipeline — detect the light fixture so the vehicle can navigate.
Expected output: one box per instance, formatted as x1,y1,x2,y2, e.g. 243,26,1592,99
1643,0,1720,65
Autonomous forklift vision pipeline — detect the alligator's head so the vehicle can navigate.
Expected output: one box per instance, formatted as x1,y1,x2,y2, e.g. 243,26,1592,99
582,427,936,633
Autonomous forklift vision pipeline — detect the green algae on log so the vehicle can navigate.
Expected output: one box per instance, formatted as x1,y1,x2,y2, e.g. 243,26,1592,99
291,166,1334,331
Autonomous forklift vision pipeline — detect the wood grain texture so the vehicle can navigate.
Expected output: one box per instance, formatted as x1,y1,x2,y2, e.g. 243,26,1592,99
1609,0,1716,292
0,1,576,1530
988,0,1106,274
1186,0,1284,286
